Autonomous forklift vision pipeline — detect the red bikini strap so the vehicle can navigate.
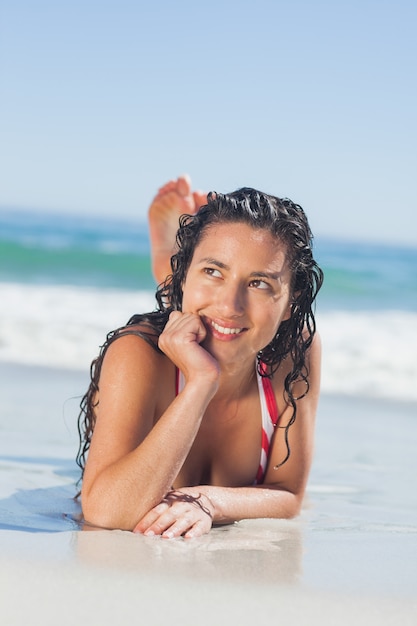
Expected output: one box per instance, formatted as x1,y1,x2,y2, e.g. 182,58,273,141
259,361,279,426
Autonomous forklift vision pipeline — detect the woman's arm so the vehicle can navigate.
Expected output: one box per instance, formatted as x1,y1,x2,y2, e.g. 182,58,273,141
81,314,220,531
134,333,321,538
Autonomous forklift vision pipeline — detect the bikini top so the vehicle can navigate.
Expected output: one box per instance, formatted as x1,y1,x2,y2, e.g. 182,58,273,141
175,362,279,485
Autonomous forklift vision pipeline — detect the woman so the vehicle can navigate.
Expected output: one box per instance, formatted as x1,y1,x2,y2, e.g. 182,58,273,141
77,176,323,538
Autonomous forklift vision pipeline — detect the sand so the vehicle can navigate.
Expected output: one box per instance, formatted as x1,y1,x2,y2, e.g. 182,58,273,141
0,363,416,625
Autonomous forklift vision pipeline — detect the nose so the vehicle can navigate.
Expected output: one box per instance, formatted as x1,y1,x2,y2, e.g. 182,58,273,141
216,282,246,318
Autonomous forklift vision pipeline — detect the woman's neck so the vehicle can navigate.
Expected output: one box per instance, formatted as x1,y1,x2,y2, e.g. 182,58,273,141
215,358,257,401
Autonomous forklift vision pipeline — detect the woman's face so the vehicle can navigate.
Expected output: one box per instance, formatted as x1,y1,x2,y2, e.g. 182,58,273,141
182,222,293,365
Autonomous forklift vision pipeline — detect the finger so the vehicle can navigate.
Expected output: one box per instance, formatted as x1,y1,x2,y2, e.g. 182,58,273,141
132,502,169,534
136,506,186,537
160,501,212,539
162,312,206,344
167,310,183,324
143,503,197,538
184,518,212,539
161,515,196,539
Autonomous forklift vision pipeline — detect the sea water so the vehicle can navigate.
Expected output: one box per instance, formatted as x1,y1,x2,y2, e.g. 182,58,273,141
1,207,416,402
1,207,417,598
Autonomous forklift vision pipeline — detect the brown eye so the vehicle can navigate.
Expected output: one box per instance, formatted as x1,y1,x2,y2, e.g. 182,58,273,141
249,279,269,290
204,268,222,278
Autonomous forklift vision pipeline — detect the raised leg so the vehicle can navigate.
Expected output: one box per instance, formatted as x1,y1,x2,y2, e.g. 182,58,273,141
148,175,207,284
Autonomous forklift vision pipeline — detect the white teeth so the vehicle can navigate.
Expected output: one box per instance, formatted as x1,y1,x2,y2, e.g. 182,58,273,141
211,321,243,335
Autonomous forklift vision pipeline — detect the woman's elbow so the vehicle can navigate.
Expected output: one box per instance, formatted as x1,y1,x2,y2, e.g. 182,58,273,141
80,489,135,531
283,497,303,519
269,489,304,520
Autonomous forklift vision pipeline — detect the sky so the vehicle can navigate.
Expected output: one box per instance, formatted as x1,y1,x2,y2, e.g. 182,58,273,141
1,0,416,246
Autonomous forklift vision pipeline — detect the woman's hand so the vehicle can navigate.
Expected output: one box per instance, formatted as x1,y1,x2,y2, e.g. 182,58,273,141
133,489,214,539
159,311,220,387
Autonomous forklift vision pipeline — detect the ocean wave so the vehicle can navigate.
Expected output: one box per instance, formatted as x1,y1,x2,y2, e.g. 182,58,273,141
1,283,416,402
317,310,417,402
0,282,156,370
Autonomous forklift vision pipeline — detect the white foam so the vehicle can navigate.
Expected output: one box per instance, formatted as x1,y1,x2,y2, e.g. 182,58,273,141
1,283,416,402
318,310,417,402
0,282,156,370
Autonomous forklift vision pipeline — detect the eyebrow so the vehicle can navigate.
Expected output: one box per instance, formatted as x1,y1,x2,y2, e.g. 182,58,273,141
197,257,284,281
198,257,229,269
249,270,283,281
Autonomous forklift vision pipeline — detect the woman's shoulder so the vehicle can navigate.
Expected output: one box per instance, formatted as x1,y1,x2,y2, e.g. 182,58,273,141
113,321,160,349
104,320,165,365
102,309,167,352
99,321,176,402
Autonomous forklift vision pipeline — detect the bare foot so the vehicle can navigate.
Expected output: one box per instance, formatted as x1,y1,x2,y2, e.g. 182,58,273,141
148,174,207,284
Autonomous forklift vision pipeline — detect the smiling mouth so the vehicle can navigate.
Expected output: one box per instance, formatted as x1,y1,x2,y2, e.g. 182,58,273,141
210,321,244,335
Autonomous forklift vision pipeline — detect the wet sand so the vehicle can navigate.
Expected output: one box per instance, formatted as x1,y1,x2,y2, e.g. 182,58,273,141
0,363,416,625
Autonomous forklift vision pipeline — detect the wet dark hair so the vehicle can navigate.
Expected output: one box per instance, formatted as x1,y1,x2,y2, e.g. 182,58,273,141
76,188,323,482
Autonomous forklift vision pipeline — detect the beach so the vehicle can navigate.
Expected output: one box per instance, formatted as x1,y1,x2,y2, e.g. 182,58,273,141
1,362,416,625
1,210,417,624
2,0,417,619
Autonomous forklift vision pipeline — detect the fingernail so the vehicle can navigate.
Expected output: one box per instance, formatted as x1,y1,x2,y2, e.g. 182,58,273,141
144,529,155,537
163,531,174,539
